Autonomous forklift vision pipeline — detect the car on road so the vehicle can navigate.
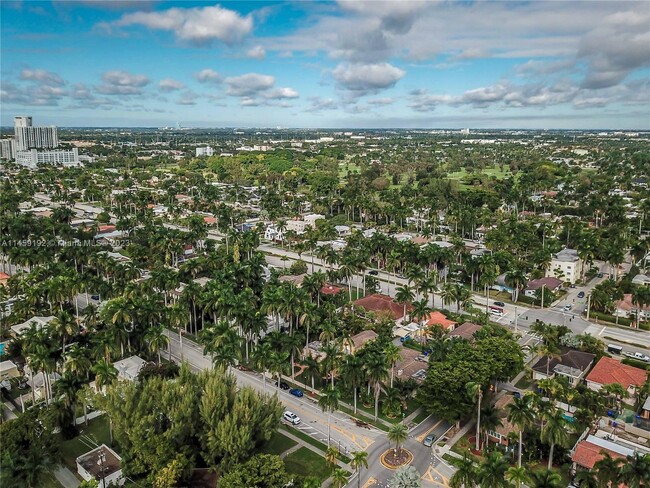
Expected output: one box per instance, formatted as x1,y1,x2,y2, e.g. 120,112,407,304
368,270,379,275
577,291,585,298
276,381,290,390
563,304,572,312
493,301,505,307
630,352,650,363
423,434,436,447
597,273,604,278
90,295,100,301
289,388,304,398
283,411,301,425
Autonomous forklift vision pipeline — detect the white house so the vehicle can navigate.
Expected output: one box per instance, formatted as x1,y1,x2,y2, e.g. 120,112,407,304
195,146,214,157
264,225,283,241
546,248,584,284
303,213,325,227
76,444,125,487
10,315,55,337
335,225,351,237
113,355,146,382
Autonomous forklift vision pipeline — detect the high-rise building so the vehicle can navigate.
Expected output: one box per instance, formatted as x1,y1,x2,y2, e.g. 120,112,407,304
15,148,80,169
14,115,58,151
0,139,16,160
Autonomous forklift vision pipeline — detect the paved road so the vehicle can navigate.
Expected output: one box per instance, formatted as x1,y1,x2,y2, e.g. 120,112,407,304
359,415,454,488
164,330,381,455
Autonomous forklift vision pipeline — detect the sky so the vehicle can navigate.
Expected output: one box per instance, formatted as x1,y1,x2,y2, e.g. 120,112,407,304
1,0,649,129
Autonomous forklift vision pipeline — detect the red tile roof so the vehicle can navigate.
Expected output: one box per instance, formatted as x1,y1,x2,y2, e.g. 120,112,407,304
425,311,457,330
321,284,342,295
353,294,412,320
571,440,625,469
585,356,648,389
98,225,116,232
203,216,217,224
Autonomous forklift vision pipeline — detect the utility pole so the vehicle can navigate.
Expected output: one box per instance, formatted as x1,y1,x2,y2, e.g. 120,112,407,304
514,305,518,334
586,294,591,321
541,284,545,309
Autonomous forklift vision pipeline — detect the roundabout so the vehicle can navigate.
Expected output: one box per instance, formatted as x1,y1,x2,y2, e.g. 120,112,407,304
380,448,414,470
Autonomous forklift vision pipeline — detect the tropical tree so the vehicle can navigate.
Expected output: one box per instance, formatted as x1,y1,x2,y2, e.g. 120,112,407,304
145,324,169,364
594,452,623,488
318,385,341,448
466,382,483,451
331,468,349,488
92,358,118,391
541,408,569,469
619,452,650,487
387,422,408,457
527,469,563,488
505,466,528,488
507,394,536,468
476,451,509,488
450,453,477,488
350,450,369,488
388,465,421,488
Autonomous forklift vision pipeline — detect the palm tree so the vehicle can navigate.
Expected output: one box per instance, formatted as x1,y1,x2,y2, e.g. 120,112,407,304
365,351,389,421
325,446,340,468
619,453,650,487
252,341,273,392
268,350,290,391
527,469,563,488
92,358,118,391
541,408,569,469
64,344,92,379
385,343,402,388
145,324,169,364
341,354,364,414
466,382,483,451
387,422,408,457
505,466,528,488
594,452,623,488
476,451,509,488
395,284,414,320
507,394,535,468
350,450,369,488
573,469,598,488
450,453,477,488
319,385,341,448
331,468,349,488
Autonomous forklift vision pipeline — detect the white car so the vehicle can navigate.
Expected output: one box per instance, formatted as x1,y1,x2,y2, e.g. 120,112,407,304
563,304,572,312
283,411,301,425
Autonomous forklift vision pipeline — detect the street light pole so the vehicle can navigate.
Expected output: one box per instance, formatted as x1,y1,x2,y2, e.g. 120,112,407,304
586,294,591,321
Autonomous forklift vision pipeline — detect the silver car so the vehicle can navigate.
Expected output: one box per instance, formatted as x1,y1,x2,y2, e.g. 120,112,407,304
423,434,436,447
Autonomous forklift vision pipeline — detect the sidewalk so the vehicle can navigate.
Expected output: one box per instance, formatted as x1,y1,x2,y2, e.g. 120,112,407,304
436,420,475,459
53,465,80,488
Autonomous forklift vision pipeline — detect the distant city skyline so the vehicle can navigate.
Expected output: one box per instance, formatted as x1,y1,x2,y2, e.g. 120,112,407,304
1,1,648,129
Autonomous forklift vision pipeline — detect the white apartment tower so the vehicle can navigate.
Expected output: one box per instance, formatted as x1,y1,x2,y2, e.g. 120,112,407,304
14,115,58,151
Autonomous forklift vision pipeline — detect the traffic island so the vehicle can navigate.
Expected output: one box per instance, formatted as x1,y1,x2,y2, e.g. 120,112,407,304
380,448,413,469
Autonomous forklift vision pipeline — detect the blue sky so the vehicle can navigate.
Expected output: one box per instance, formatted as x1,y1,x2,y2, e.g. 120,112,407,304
1,0,648,129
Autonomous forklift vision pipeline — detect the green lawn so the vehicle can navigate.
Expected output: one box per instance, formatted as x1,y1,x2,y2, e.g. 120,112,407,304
446,167,514,180
411,409,431,425
60,415,112,471
283,447,333,483
259,431,298,456
41,472,64,488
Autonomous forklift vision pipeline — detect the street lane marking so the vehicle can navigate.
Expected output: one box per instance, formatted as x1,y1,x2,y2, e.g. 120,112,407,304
362,477,377,488
331,423,374,450
416,419,443,442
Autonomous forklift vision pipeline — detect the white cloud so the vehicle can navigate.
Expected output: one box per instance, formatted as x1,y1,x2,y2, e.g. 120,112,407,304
195,69,223,84
176,91,199,105
265,87,299,99
20,68,65,86
96,70,150,95
246,45,266,60
224,73,275,97
109,4,253,46
332,62,405,96
159,78,185,92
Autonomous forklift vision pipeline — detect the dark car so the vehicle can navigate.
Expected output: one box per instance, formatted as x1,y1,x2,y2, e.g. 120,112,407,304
368,270,379,275
276,381,290,390
289,388,304,398
493,301,505,307
577,291,585,298
597,273,604,278
90,295,100,301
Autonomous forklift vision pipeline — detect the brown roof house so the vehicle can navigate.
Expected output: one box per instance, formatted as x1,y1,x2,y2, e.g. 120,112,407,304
524,277,563,298
486,395,517,449
448,322,483,341
531,346,596,386
342,330,378,355
353,294,413,322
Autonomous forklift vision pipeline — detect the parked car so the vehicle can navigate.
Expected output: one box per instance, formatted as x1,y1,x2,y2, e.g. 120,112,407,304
90,295,100,301
493,301,505,307
597,273,604,278
289,388,304,398
577,291,585,298
283,411,301,425
276,381,290,390
400,335,411,343
368,270,379,275
563,304,572,312
423,434,436,447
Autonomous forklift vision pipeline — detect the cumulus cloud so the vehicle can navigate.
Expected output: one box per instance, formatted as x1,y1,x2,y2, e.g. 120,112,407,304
176,91,199,105
225,73,275,97
265,87,299,99
367,97,394,105
107,4,253,46
159,78,185,92
1,80,67,106
96,70,150,95
195,69,223,84
306,96,338,113
20,68,65,86
332,62,405,96
246,45,266,60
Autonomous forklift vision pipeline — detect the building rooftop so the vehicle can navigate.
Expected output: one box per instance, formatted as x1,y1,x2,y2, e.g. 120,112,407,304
525,277,564,291
586,356,648,389
424,311,457,330
572,435,632,469
448,322,483,341
113,355,146,381
554,248,580,262
11,316,55,336
353,293,412,320
348,330,378,350
76,444,122,481
278,274,307,286
531,346,595,377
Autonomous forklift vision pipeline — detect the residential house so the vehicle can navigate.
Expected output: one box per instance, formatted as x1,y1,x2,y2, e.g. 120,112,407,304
335,225,351,237
353,294,413,322
571,435,631,471
76,444,125,487
546,248,584,284
278,274,307,287
524,277,563,298
394,347,429,383
631,273,650,286
614,294,650,320
10,315,55,337
27,370,61,401
486,395,516,449
342,330,378,355
0,272,9,287
491,274,514,295
585,357,648,398
264,225,282,241
448,322,483,342
0,360,20,380
422,311,457,332
321,284,343,296
531,346,596,386
303,213,325,227
113,355,146,382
